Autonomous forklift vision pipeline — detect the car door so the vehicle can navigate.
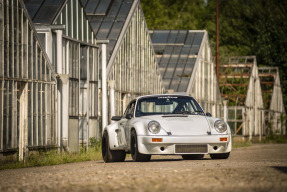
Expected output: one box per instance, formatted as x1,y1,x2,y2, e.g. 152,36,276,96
117,100,136,148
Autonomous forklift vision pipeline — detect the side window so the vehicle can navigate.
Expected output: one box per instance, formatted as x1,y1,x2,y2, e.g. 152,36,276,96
124,101,136,118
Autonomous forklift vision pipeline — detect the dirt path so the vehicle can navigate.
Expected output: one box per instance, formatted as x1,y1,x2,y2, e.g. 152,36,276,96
1,144,287,192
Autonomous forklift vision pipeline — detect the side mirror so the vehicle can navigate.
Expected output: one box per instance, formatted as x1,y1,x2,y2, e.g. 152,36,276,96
126,114,132,119
111,116,122,121
206,112,212,117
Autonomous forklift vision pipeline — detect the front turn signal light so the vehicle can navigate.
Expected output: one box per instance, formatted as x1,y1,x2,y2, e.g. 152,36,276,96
220,137,228,142
152,138,163,142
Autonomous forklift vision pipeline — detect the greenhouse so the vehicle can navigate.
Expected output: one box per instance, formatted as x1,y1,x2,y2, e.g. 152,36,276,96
0,0,57,160
81,0,165,129
219,56,264,140
150,30,223,118
23,0,99,152
258,67,286,135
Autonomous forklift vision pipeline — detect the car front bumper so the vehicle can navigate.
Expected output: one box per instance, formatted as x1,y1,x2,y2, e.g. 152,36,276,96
137,135,232,155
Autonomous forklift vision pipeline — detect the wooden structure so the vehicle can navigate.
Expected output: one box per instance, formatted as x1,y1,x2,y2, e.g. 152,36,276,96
219,56,264,140
258,67,286,135
0,0,57,160
150,30,222,118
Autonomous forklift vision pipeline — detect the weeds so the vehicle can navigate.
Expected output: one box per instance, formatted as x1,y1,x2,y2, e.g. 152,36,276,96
0,138,103,171
261,135,287,144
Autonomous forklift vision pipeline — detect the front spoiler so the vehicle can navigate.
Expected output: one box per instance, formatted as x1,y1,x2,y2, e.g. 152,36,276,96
137,135,232,155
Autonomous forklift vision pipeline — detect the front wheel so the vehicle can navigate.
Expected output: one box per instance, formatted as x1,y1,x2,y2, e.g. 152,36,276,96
210,152,230,159
182,154,204,160
131,130,151,162
102,131,126,163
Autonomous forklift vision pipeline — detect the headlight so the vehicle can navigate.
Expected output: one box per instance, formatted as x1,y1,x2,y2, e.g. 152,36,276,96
148,121,161,134
214,120,227,133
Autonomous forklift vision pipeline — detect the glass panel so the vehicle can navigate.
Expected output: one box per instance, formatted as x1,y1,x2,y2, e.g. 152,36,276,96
167,30,178,44
108,21,124,39
84,0,100,14
190,46,199,55
228,122,236,134
28,82,32,146
169,47,181,63
95,0,111,14
193,32,204,45
178,78,189,92
170,78,180,91
228,109,235,120
106,0,121,18
236,109,243,120
80,46,87,80
183,60,194,76
160,46,173,64
37,33,46,49
163,79,171,89
33,83,37,145
97,21,113,39
116,1,132,20
38,83,42,145
23,0,44,19
173,63,185,78
185,32,195,45
33,5,61,23
151,30,169,44
164,63,176,79
175,30,187,44
178,47,190,62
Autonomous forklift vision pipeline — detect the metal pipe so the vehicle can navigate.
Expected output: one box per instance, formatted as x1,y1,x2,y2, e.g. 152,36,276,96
223,100,228,122
56,30,62,150
101,42,108,131
216,0,219,81
109,80,115,122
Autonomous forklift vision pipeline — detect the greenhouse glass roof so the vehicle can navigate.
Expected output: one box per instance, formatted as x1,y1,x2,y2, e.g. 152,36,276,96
80,0,135,61
24,0,67,24
150,30,204,92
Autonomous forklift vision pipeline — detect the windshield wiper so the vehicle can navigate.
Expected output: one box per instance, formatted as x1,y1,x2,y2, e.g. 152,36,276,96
173,111,191,115
190,111,205,115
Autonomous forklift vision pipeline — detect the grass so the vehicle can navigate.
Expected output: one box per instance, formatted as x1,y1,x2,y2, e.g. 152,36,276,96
232,141,252,148
0,139,103,171
232,135,287,148
260,135,287,144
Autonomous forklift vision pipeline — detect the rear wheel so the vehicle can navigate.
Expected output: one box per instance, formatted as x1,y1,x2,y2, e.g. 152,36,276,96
131,130,151,162
210,152,230,159
181,154,204,160
102,131,126,163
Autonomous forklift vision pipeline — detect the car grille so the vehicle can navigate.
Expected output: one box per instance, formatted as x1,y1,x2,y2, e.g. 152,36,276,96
175,144,208,153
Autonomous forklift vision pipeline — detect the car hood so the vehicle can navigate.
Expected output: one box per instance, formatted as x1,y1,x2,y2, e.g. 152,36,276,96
139,115,211,136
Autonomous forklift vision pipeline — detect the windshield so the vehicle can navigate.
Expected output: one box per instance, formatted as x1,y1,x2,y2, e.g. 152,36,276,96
135,96,204,117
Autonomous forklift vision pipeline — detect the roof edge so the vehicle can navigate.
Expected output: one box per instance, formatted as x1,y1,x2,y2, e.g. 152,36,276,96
186,31,207,93
106,0,139,77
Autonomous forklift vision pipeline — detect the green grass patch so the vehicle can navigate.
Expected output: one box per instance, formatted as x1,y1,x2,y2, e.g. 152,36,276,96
0,139,103,170
232,141,252,148
260,135,287,144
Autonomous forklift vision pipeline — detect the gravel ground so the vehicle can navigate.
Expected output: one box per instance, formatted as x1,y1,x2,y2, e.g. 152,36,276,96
0,144,287,192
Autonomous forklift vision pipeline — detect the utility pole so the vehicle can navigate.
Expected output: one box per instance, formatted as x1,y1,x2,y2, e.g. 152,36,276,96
216,0,219,81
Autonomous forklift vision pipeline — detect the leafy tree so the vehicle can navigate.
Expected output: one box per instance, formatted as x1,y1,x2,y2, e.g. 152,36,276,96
141,0,287,111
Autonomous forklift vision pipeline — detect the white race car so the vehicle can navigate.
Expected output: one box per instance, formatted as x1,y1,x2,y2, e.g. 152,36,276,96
102,94,232,162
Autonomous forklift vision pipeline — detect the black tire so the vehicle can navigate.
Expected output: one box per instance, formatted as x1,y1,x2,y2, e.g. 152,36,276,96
182,154,204,160
102,131,126,163
131,130,151,162
210,152,230,159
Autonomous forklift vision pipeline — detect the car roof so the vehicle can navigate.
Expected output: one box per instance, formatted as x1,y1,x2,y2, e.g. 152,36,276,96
135,93,192,100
